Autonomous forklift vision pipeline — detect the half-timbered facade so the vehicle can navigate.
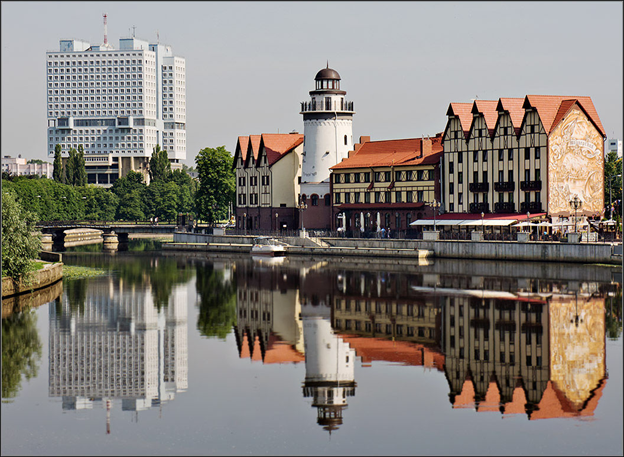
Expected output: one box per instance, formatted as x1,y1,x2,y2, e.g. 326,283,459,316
330,135,443,233
441,95,606,220
233,133,304,231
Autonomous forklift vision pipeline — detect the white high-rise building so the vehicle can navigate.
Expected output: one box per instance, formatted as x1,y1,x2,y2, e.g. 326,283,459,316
46,16,186,186
606,138,622,159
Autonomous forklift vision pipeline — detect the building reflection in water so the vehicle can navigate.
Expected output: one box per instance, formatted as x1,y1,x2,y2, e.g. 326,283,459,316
233,258,611,426
48,276,188,433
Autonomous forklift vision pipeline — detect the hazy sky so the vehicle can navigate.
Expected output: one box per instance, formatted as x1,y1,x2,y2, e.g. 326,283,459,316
2,1,622,165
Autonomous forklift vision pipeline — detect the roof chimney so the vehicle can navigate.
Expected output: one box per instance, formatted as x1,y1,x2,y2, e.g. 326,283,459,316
420,137,432,158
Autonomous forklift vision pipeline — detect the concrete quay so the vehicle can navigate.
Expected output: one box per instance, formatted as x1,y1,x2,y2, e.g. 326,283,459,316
168,232,621,265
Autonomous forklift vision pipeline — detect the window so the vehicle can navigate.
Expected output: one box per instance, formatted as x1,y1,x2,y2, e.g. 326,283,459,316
525,147,530,160
483,150,488,162
449,162,454,174
474,150,479,162
508,148,514,161
395,191,402,203
374,171,381,182
311,195,319,206
525,169,530,181
364,192,371,203
458,151,463,163
344,135,348,145
535,147,541,160
324,194,331,206
535,169,540,181
375,192,381,203
458,193,463,205
335,193,341,204
499,149,504,161
508,170,513,183
385,171,391,182
354,173,360,183
449,182,454,194
417,190,424,202
499,170,504,182
449,203,454,212
364,172,370,182
458,172,463,184
405,191,412,203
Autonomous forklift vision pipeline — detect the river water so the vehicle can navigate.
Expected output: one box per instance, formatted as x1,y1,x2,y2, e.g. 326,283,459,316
2,241,622,455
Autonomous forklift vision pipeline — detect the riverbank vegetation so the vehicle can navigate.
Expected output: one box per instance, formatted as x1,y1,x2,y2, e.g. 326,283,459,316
2,144,235,226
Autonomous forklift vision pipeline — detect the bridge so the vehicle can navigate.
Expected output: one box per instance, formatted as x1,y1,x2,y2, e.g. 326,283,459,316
36,221,180,247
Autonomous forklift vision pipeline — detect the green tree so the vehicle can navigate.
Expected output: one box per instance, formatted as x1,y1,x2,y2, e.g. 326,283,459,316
195,146,235,225
117,189,145,222
53,144,63,183
65,148,77,186
75,145,87,186
604,151,622,220
1,189,41,281
81,185,119,221
111,171,147,221
146,180,179,222
195,264,236,339
2,310,43,402
149,144,172,183
170,169,197,215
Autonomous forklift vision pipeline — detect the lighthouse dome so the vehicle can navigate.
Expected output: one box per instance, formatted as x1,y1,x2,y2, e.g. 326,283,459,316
314,67,341,81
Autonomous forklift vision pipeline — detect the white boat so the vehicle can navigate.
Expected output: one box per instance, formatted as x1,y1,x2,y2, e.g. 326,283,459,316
250,237,286,256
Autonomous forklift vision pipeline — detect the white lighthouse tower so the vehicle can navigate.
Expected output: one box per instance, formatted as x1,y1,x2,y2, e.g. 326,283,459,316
299,65,354,229
301,300,356,434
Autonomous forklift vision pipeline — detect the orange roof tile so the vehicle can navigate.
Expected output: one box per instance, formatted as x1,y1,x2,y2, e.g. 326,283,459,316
251,335,263,362
496,98,525,135
504,383,528,415
446,103,473,139
478,378,501,412
472,100,499,136
259,133,304,167
339,335,445,370
330,136,443,170
240,333,251,359
454,377,476,409
244,135,262,166
523,95,605,137
263,340,305,364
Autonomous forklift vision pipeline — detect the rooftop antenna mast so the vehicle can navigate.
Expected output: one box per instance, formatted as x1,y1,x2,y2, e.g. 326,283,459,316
103,13,108,46
132,25,136,38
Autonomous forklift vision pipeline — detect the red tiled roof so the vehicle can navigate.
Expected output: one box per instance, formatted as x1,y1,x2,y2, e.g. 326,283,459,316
330,136,443,170
259,133,304,167
433,212,546,221
446,103,473,139
339,335,445,370
523,95,605,137
496,98,525,135
237,136,249,162
472,100,499,136
245,135,262,166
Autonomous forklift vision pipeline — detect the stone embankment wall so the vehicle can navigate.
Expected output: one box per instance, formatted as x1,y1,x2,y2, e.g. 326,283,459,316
2,280,63,319
2,262,63,298
170,232,621,265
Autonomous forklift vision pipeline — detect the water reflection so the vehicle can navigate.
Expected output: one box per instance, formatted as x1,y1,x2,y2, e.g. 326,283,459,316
229,258,617,428
48,275,188,432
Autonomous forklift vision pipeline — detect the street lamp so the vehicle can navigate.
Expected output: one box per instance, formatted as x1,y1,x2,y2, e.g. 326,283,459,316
275,212,278,233
481,212,485,232
297,202,308,231
243,213,247,235
608,174,622,220
526,211,530,233
569,195,583,233
432,200,440,232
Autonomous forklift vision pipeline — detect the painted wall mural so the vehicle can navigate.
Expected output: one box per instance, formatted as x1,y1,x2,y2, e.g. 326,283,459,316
548,108,604,216
549,295,606,410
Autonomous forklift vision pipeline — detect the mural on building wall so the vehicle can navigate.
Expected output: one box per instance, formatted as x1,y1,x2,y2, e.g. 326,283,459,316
548,108,604,216
549,295,605,409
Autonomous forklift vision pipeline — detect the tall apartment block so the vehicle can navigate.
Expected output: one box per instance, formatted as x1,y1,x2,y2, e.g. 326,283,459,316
46,17,186,186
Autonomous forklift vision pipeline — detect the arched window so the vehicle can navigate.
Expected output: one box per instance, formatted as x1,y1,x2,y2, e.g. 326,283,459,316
344,135,348,146
324,194,331,206
406,213,412,227
311,194,319,206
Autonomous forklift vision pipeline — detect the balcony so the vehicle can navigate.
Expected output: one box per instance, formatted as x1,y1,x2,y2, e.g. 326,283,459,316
300,100,355,113
494,181,515,192
494,202,515,213
520,202,542,213
520,180,542,191
469,182,489,193
469,202,490,214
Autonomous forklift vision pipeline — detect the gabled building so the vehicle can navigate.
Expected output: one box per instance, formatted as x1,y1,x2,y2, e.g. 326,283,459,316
329,134,443,233
441,95,606,222
233,132,304,231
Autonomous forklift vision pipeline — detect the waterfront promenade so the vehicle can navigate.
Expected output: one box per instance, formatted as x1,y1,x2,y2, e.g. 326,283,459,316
166,232,623,265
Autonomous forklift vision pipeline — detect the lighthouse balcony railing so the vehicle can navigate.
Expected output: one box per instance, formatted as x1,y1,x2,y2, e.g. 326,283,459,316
300,101,355,113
